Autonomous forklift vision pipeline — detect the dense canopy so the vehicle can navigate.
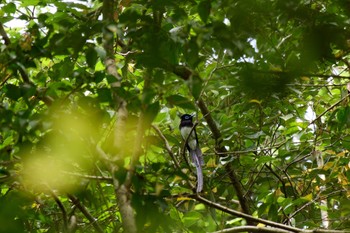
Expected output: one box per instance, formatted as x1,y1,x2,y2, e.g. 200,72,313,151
0,0,350,232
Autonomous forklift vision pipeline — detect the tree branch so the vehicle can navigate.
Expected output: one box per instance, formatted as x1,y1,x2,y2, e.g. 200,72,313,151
212,226,292,233
0,22,10,45
197,98,252,220
49,189,68,232
251,69,350,80
67,194,104,233
195,195,350,233
152,125,181,169
309,93,350,125
171,64,253,223
102,1,135,232
124,72,149,189
62,171,113,182
0,23,31,84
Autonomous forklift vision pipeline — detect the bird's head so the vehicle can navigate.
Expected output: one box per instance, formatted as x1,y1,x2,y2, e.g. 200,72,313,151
180,114,194,121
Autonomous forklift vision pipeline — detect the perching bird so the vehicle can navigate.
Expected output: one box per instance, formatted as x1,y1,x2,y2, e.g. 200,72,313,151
179,114,204,193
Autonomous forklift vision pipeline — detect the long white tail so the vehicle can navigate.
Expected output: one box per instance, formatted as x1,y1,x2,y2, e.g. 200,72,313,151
195,164,203,192
191,150,203,192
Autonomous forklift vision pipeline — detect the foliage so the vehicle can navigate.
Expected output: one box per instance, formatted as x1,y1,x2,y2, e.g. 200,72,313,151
0,0,350,232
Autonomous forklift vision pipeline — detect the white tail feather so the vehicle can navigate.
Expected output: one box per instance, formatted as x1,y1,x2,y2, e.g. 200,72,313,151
191,150,204,192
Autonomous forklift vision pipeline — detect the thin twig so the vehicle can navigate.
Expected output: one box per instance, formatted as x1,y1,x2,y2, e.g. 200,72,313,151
309,93,350,125
0,73,11,87
151,125,181,169
62,171,113,182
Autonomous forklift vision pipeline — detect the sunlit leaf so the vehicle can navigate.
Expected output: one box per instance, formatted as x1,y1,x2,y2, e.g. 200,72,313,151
2,3,16,14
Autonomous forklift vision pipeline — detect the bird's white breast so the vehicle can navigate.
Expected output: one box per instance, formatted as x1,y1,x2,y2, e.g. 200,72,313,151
181,126,197,150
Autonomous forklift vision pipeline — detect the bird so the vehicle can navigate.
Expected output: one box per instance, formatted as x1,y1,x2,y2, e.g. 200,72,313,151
179,114,204,193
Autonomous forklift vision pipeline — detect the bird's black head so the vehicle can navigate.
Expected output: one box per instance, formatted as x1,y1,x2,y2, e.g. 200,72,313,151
180,114,193,121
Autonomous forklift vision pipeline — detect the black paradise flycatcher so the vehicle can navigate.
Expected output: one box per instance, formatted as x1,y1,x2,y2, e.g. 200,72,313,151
179,114,204,193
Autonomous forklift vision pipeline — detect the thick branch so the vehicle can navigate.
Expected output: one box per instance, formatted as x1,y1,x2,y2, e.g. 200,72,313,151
102,1,135,233
197,87,252,219
197,99,222,140
0,23,10,45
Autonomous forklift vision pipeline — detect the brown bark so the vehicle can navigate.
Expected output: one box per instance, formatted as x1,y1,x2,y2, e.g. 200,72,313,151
102,1,136,232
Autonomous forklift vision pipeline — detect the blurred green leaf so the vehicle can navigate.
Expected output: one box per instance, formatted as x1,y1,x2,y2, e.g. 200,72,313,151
144,101,160,127
85,46,98,69
198,0,211,23
189,75,203,100
97,88,112,103
20,0,40,7
2,3,16,14
166,95,196,110
5,84,21,101
256,156,274,164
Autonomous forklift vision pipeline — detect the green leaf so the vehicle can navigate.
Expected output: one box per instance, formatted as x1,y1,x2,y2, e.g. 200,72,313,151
114,167,127,185
95,47,106,60
0,16,14,24
97,88,112,103
94,71,105,83
184,37,200,67
166,95,196,110
256,156,274,164
20,0,40,7
280,113,294,121
85,46,98,69
20,84,36,98
0,136,13,150
2,3,16,14
144,101,160,127
268,204,278,221
153,69,165,85
240,154,254,166
246,131,265,139
198,0,211,23
183,211,203,227
5,84,21,100
300,193,313,201
189,75,203,100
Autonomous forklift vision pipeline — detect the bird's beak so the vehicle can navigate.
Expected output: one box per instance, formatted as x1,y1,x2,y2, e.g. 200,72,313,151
191,113,196,117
